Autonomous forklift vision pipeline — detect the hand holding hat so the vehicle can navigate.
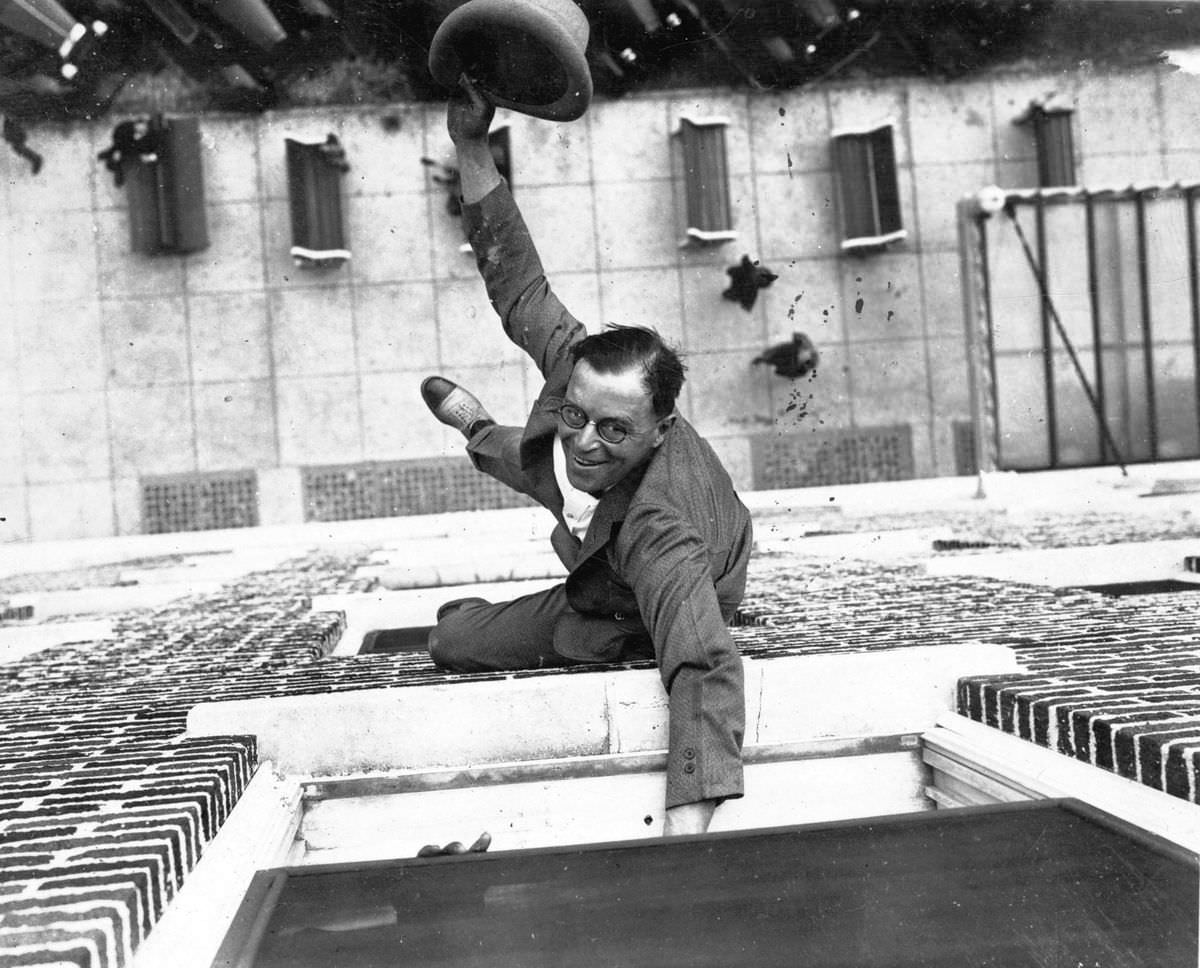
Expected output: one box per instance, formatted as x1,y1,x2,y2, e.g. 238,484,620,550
447,74,496,145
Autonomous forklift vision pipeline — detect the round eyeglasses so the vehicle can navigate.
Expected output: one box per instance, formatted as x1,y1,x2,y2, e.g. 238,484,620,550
555,403,648,445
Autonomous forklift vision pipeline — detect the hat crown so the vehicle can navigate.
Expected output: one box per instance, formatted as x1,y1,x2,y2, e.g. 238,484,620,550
429,0,593,122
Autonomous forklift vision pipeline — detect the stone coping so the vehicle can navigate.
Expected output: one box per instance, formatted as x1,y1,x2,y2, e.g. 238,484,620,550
184,643,1020,776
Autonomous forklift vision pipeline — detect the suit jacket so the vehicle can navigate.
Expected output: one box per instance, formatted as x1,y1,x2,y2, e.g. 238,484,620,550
462,181,750,809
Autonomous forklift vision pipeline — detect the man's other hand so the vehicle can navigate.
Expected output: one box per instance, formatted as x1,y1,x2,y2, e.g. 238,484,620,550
663,800,717,837
417,831,492,857
447,75,495,146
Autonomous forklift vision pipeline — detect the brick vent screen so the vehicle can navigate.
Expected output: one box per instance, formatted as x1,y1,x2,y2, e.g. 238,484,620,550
750,425,915,490
142,471,259,534
303,459,535,522
303,464,376,522
730,607,770,627
953,420,978,476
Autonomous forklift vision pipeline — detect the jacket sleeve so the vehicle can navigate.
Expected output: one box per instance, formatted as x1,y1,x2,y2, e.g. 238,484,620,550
615,501,746,809
461,180,585,386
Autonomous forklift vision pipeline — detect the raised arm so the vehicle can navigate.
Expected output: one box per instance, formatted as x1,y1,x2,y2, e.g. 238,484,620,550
447,76,501,204
449,78,585,384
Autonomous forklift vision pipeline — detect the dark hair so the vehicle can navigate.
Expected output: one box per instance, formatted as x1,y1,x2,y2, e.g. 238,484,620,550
570,324,686,419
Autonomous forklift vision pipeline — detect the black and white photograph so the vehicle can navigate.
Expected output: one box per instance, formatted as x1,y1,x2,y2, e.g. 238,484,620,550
2,0,1200,964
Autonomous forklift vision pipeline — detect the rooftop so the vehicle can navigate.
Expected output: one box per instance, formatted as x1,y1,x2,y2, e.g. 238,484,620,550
1,461,1199,965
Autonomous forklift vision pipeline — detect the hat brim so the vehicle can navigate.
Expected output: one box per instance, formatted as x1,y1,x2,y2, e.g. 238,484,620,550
429,0,593,122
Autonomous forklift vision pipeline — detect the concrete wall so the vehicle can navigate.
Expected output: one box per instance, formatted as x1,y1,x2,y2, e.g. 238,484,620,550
2,64,1197,543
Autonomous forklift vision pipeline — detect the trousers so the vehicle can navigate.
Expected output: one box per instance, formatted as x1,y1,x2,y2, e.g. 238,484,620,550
428,583,655,672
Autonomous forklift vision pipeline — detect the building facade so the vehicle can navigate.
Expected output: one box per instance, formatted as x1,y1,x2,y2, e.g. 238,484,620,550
2,62,1198,543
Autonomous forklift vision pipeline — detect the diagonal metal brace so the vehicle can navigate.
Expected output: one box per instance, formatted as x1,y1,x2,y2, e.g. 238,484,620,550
1004,205,1128,475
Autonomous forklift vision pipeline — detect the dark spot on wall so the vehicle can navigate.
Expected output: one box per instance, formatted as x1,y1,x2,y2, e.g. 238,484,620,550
786,292,804,321
783,386,813,422
855,297,864,314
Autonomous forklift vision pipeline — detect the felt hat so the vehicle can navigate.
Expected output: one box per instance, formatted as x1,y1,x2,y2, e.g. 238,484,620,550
429,0,593,122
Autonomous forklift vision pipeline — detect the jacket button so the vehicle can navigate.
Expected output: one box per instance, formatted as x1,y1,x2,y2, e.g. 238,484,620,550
683,747,696,760
683,762,695,774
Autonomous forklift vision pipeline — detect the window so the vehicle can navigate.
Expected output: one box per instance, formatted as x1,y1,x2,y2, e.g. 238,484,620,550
831,122,905,250
285,135,350,268
1014,102,1076,188
119,115,209,256
676,115,737,245
214,799,1198,968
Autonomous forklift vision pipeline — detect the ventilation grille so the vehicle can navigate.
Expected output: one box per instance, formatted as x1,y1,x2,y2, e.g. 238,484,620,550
142,471,258,534
952,420,978,476
303,458,535,522
750,425,914,490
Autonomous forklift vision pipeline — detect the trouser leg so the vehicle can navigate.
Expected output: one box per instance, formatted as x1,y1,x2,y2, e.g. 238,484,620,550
465,423,530,494
428,584,571,671
428,584,655,672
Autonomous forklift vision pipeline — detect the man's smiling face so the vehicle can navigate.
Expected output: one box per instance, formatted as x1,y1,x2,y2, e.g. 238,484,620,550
559,360,672,496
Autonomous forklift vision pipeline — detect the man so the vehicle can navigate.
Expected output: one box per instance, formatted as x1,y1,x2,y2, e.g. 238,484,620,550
422,80,752,836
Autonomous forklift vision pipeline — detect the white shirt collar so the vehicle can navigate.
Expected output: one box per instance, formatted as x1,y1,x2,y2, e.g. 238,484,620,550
553,437,599,540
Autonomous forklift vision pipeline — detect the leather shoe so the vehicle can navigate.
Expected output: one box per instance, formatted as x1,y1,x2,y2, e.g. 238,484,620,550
421,376,493,438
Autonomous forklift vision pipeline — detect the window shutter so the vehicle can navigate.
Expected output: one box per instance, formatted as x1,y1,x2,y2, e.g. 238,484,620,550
124,115,209,256
286,135,351,268
1016,104,1076,188
831,123,906,250
677,115,737,245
